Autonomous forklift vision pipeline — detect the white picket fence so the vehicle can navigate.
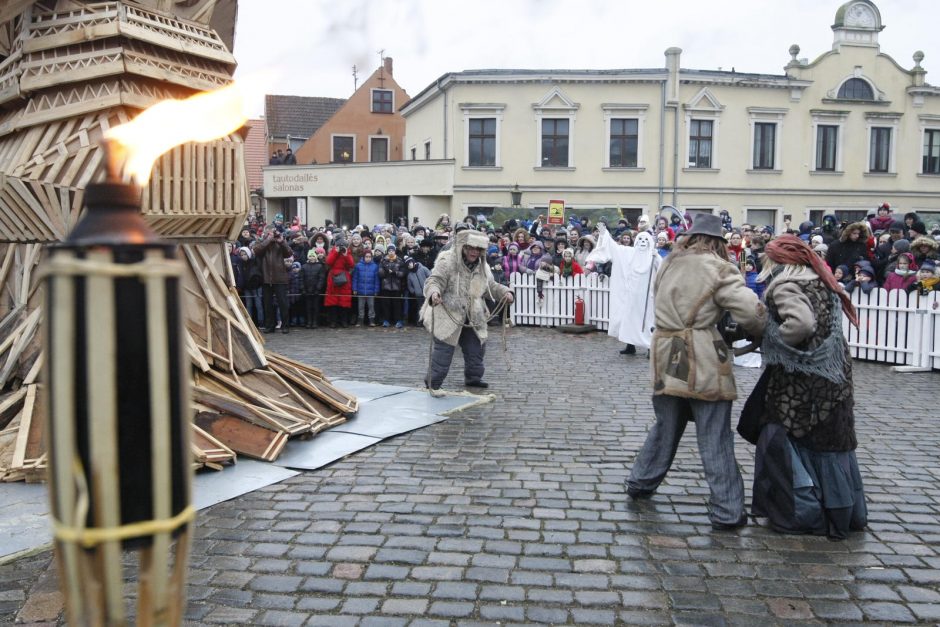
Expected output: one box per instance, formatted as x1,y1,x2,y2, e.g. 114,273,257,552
508,273,940,370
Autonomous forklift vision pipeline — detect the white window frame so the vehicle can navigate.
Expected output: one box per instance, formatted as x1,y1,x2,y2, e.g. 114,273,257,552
918,114,940,175
532,87,579,169
683,88,724,170
745,207,781,230
331,133,355,162
810,110,848,173
367,135,389,162
370,88,394,114
602,104,647,169
460,103,505,168
865,113,901,174
747,107,787,172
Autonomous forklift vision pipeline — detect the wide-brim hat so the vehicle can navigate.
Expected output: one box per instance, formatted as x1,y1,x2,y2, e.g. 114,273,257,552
685,213,725,239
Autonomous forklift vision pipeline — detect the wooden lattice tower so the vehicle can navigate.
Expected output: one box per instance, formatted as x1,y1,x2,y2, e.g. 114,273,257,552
0,1,355,481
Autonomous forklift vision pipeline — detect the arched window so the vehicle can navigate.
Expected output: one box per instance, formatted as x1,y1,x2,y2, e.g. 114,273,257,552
838,78,874,100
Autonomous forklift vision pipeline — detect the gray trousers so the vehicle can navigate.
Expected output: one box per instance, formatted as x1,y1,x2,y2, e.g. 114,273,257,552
628,395,745,526
357,295,376,321
427,326,485,388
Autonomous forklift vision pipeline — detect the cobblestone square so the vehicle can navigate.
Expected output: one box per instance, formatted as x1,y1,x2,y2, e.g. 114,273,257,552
3,326,938,625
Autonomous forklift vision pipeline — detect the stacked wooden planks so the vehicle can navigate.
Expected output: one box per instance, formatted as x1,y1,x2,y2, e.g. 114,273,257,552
0,2,359,482
0,240,358,481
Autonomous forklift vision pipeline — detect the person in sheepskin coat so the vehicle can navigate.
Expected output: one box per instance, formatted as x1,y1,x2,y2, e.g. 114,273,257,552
627,213,767,531
421,229,513,394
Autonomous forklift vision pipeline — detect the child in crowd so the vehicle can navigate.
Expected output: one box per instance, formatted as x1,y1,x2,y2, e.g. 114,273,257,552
352,249,380,326
302,249,327,328
744,256,764,299
908,260,939,295
288,261,304,326
883,252,918,292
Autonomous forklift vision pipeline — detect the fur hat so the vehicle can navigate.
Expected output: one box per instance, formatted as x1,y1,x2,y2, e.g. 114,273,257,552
460,229,489,250
911,236,939,252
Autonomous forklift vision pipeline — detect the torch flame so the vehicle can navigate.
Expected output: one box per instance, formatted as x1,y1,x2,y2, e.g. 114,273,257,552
104,82,250,184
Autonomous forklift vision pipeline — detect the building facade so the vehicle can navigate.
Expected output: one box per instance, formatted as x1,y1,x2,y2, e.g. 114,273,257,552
263,0,940,232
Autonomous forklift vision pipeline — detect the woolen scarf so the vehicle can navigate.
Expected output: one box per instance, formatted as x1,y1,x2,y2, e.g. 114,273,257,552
765,234,859,327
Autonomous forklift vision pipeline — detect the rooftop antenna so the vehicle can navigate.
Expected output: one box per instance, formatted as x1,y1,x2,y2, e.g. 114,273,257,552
377,48,386,87
352,64,358,91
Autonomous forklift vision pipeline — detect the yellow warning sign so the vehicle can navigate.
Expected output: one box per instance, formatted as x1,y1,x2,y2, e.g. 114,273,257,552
548,199,565,225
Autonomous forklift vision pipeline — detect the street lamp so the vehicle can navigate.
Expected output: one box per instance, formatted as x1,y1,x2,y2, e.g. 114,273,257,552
510,183,522,208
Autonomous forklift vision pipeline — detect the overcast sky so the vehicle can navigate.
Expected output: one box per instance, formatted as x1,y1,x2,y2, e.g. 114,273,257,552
233,0,938,118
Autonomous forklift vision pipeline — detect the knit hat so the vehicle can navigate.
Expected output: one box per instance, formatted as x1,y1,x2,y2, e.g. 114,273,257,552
892,239,911,254
307,249,318,259
508,243,520,253
373,244,386,254
238,246,252,259
836,264,850,277
889,220,906,232
487,245,500,256
291,262,301,271
811,235,824,246
921,260,937,274
814,243,828,254
562,248,574,259
858,266,876,279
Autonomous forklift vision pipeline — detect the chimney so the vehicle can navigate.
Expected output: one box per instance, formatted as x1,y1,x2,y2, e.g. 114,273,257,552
384,57,393,76
665,47,681,104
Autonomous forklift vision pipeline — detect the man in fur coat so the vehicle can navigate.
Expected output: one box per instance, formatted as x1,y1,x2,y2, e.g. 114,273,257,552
626,213,767,531
421,229,513,394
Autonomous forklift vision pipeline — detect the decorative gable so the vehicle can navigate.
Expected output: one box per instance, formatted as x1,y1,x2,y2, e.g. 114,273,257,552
684,88,724,113
532,86,579,114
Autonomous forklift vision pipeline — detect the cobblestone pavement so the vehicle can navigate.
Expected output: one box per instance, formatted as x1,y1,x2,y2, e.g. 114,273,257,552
4,326,940,626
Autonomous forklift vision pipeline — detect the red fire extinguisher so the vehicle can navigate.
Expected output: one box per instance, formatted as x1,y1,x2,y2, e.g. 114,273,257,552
574,296,585,325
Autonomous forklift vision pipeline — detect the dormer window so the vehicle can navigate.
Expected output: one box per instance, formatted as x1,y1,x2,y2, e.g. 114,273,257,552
838,78,874,100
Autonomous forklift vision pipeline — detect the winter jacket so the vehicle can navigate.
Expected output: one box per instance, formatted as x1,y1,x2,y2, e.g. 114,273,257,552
288,266,303,304
352,260,380,296
379,256,406,292
301,260,327,296
651,248,767,401
406,262,431,297
883,269,918,292
502,252,522,275
745,270,765,300
826,222,871,270
253,236,293,284
325,248,354,307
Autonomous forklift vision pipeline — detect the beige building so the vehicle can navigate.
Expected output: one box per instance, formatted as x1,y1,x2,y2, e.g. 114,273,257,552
263,0,940,231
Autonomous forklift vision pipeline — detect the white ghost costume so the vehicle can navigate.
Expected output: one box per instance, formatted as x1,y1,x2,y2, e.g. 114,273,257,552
587,228,661,349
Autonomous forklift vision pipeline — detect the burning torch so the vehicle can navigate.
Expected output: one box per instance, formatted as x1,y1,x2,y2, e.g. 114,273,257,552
42,83,248,626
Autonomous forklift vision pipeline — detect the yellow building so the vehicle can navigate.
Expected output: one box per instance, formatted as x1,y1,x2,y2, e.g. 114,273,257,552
264,0,940,231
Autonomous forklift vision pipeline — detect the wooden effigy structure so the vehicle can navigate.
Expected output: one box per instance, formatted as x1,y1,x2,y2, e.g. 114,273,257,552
0,0,356,481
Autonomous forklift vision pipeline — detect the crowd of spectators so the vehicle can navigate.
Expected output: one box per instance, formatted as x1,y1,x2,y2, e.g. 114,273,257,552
229,203,940,332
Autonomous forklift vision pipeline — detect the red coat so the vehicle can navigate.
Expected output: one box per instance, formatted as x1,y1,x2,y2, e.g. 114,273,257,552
325,249,354,307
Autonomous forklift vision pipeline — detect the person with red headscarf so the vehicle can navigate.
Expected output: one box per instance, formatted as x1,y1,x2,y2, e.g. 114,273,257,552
748,235,867,540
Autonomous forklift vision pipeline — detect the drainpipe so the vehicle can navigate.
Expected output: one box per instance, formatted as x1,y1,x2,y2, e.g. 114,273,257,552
438,77,448,159
658,79,665,210
665,47,682,210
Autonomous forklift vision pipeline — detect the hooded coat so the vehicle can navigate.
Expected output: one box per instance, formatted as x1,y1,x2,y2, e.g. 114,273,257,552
421,229,511,346
650,245,767,401
826,222,870,270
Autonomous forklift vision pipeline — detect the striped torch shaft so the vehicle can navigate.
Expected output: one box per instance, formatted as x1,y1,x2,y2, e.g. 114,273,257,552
42,182,192,626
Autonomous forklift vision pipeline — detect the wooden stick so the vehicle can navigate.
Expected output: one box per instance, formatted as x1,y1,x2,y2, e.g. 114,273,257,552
85,249,124,623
